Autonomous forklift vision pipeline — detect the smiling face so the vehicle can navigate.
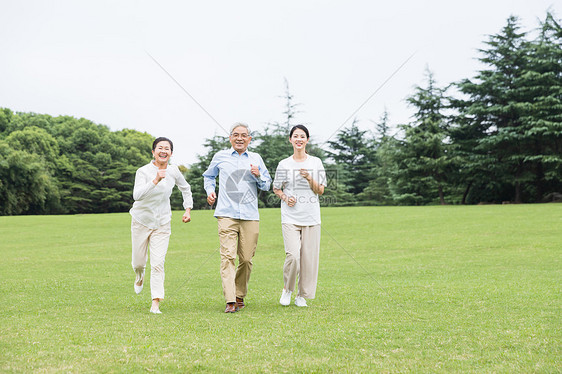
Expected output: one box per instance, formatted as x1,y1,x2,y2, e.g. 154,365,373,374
229,126,251,154
289,128,309,151
152,140,172,165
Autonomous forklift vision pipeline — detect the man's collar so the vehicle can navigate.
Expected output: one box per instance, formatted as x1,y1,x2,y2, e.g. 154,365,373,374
229,147,249,156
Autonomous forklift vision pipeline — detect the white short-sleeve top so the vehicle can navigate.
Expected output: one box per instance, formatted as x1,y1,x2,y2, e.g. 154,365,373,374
273,154,326,226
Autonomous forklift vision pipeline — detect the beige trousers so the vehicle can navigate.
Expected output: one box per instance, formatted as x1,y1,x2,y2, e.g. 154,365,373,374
131,219,171,300
282,223,321,299
218,217,259,303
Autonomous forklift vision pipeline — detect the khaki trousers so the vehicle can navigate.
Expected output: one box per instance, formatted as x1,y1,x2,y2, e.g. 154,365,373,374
218,217,259,303
282,223,321,299
131,219,171,300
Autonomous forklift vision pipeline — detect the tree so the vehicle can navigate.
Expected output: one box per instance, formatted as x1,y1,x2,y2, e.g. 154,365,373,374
5,126,60,168
516,12,562,201
453,15,540,203
0,109,155,215
0,108,13,134
96,161,138,212
280,77,302,130
326,119,376,196
253,78,306,174
0,140,58,215
358,109,395,205
388,70,457,205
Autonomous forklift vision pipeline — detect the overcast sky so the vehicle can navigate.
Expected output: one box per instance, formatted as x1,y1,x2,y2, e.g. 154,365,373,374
1,0,559,165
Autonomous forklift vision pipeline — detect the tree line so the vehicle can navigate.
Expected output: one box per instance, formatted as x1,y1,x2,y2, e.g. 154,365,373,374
1,12,560,215
0,111,154,215
188,12,562,208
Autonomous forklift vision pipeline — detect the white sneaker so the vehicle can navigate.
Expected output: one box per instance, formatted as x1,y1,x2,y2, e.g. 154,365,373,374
279,289,292,306
150,308,162,314
134,272,144,294
294,296,308,307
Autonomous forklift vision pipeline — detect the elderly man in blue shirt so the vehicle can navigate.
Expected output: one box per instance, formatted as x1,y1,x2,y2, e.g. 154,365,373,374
203,122,272,313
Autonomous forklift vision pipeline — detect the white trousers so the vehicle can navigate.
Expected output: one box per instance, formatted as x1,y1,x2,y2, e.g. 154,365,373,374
282,223,321,299
131,219,171,300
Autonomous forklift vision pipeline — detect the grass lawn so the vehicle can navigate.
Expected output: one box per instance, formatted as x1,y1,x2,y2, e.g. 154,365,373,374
0,205,560,372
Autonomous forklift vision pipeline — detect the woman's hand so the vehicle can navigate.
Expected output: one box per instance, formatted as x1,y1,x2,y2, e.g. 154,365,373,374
153,169,167,185
299,168,311,181
273,187,296,207
300,168,324,195
286,196,297,207
182,209,191,223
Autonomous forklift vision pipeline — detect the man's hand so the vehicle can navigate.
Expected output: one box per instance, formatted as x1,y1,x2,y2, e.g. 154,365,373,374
207,192,217,206
250,164,260,178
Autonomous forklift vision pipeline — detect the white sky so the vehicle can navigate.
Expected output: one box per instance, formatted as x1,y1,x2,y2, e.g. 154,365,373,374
1,0,559,165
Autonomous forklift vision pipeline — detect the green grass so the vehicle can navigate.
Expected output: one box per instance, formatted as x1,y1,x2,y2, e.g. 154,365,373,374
0,205,560,373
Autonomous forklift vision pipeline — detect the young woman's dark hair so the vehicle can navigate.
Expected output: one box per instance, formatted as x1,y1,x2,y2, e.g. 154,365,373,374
289,125,309,139
152,137,174,152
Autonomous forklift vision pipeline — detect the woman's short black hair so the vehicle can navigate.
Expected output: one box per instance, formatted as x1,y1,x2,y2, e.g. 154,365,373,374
289,125,309,139
152,137,173,152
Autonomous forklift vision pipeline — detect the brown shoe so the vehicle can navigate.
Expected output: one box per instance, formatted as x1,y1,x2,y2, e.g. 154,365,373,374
225,303,237,313
236,297,245,310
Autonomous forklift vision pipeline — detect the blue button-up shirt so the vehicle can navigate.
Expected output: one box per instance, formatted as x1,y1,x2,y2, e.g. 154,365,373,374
203,148,271,220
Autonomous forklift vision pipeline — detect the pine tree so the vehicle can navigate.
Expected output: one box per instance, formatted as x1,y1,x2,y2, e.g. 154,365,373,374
454,16,531,203
389,70,456,205
517,12,562,201
326,119,376,195
454,13,562,203
357,109,394,205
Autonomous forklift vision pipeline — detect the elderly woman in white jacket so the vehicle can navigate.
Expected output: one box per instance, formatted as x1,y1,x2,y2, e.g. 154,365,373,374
130,137,193,314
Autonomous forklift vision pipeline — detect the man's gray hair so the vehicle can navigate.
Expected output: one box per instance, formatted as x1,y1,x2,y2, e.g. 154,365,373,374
230,122,251,135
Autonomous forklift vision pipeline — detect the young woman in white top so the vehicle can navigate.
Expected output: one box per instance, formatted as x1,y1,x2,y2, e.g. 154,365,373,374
273,125,326,307
129,137,193,314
